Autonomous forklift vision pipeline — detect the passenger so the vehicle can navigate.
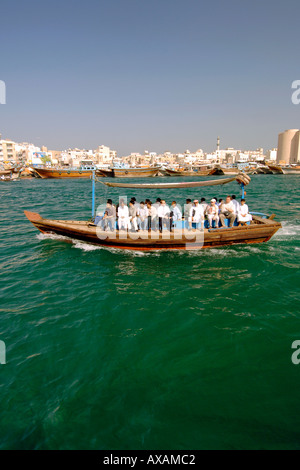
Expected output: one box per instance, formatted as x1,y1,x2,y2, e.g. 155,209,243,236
206,199,219,229
101,200,116,231
231,195,240,217
153,198,161,231
117,199,130,230
200,197,208,214
189,199,204,230
184,199,193,229
146,201,157,231
137,201,148,230
170,201,182,231
157,199,171,232
129,200,138,232
219,196,236,227
217,198,224,212
238,199,253,226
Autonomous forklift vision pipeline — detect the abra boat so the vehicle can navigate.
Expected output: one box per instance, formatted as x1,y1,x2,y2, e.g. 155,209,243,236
24,173,281,251
24,211,281,251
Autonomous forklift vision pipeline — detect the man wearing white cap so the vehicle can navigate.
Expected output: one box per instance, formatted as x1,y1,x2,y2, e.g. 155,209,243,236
206,199,219,229
189,199,204,230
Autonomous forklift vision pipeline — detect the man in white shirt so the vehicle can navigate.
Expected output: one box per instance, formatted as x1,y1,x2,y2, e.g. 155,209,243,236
117,199,130,230
147,201,157,231
231,195,240,217
206,199,219,229
219,196,236,227
157,200,171,232
170,201,182,230
137,201,148,230
189,200,204,230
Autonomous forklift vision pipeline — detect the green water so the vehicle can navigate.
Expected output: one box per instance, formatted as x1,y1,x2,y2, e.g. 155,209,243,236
0,175,299,450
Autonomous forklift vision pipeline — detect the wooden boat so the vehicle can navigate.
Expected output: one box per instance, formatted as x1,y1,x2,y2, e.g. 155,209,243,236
0,169,13,176
24,172,281,251
24,210,281,251
32,168,94,179
266,164,284,174
282,166,300,175
165,168,214,177
96,168,114,177
96,166,161,178
218,168,240,176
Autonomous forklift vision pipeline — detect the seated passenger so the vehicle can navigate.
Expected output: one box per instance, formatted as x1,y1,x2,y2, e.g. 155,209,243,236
129,201,138,232
189,199,204,230
206,199,219,229
101,200,116,231
146,201,157,231
137,201,148,230
117,199,130,230
157,200,171,232
231,194,240,217
238,199,253,226
200,198,208,215
170,201,182,230
219,196,236,227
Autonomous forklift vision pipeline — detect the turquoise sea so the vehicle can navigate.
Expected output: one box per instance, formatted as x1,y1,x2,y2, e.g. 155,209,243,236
0,175,299,450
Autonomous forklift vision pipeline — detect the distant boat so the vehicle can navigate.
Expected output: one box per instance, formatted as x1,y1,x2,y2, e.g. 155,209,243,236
165,168,215,177
0,169,13,177
32,167,95,179
266,164,284,174
281,165,300,175
96,166,161,178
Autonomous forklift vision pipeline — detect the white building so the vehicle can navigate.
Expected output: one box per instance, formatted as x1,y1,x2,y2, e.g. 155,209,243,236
265,148,277,161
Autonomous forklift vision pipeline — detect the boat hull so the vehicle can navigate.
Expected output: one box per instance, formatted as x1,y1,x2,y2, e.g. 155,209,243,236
282,167,300,175
33,168,93,178
24,211,281,251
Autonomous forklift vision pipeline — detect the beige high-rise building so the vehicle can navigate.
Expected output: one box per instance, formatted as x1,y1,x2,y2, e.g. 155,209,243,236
0,139,17,162
277,129,300,165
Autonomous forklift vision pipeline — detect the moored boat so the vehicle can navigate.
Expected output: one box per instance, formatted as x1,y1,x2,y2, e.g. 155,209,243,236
96,166,161,178
165,168,214,177
32,167,95,178
281,165,300,175
266,164,284,174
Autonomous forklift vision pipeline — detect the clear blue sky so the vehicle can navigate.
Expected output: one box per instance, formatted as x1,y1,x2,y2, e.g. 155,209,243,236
0,0,299,156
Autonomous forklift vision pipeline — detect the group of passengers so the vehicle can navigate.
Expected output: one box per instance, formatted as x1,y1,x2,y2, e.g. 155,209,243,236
100,195,252,232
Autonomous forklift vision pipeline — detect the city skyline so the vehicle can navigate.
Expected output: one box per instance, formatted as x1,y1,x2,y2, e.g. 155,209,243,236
0,0,300,155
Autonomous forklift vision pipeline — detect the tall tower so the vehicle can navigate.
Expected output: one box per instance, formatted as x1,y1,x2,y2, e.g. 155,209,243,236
216,136,220,163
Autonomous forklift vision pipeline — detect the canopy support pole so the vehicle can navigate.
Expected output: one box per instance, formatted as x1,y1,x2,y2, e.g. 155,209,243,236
92,170,96,219
241,182,245,199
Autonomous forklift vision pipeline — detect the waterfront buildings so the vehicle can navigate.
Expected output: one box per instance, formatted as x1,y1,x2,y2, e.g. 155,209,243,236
0,130,293,168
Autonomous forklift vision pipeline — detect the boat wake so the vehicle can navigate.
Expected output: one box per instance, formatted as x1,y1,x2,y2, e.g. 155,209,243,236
273,222,300,240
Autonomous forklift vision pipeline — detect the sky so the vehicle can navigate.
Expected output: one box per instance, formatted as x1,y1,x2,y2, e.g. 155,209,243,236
0,0,300,156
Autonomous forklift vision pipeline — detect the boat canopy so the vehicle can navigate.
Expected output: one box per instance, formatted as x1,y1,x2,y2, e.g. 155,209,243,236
95,173,251,189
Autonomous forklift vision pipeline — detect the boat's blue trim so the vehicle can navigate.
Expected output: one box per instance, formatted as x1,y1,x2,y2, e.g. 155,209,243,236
250,212,269,218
